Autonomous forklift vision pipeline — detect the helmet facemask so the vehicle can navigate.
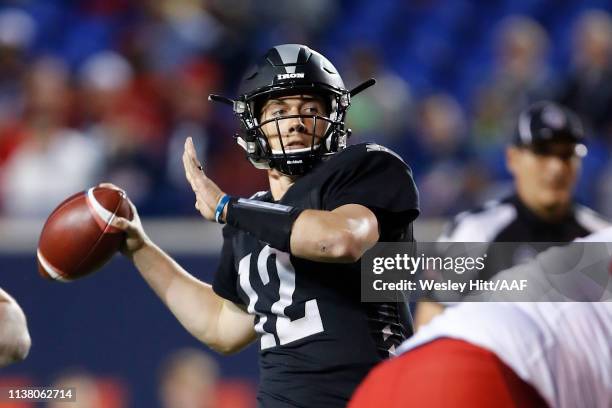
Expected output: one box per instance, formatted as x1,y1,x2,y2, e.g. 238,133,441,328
238,91,350,176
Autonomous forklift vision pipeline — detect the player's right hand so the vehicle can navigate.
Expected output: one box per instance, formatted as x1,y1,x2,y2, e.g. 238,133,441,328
98,183,151,258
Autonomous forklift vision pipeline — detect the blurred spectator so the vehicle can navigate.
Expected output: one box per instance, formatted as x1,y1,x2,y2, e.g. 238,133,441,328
555,10,612,213
0,57,102,216
163,59,222,189
78,50,163,206
0,8,35,167
47,370,101,408
47,369,127,408
472,15,554,150
136,0,224,74
255,0,336,33
0,9,35,51
251,0,338,48
343,45,413,147
205,140,270,199
158,348,219,408
557,9,612,142
410,93,487,216
0,1,610,218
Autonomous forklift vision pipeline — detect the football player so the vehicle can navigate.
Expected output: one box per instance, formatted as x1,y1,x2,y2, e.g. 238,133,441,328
110,44,419,407
350,228,612,408
0,287,31,367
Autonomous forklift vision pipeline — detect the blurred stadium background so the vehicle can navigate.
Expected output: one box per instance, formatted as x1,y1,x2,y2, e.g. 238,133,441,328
0,0,611,407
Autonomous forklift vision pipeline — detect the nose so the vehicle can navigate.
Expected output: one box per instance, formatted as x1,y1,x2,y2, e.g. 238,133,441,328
546,155,566,170
287,116,306,134
543,155,570,179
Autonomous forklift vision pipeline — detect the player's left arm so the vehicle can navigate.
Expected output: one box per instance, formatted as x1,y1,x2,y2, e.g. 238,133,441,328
289,145,418,263
183,138,418,263
0,288,31,367
183,137,380,262
289,204,379,263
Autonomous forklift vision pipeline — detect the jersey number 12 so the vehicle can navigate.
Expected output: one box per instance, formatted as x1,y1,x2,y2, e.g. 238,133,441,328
238,246,324,349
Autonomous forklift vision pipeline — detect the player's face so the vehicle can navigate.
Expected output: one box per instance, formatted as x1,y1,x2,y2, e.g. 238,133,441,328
259,95,329,152
507,142,582,212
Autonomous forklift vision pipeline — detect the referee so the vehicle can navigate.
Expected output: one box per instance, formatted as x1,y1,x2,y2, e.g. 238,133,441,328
416,101,610,327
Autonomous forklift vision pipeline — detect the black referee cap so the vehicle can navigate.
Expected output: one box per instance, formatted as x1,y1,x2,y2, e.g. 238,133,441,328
514,101,585,147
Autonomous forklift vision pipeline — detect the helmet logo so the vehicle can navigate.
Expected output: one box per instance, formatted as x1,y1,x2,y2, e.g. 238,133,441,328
277,73,305,80
541,105,566,130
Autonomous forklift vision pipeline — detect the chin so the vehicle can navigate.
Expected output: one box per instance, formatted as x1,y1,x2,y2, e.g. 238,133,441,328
540,190,572,210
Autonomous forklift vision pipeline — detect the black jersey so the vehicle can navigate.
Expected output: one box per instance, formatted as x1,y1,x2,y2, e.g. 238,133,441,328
440,194,610,277
213,143,419,408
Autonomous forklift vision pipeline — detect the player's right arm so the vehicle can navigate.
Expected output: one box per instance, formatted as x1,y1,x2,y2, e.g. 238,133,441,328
129,242,256,354
105,185,256,355
0,288,31,367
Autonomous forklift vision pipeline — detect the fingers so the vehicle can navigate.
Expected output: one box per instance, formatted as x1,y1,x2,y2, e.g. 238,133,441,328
182,140,196,181
184,137,205,175
109,215,132,231
186,136,197,160
126,197,139,222
182,145,193,181
97,183,138,222
182,138,210,199
182,137,220,221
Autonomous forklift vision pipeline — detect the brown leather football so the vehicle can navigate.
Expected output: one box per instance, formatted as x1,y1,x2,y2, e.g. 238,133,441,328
37,186,133,281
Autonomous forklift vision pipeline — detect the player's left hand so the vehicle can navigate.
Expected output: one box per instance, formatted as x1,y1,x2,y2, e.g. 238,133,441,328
182,137,225,222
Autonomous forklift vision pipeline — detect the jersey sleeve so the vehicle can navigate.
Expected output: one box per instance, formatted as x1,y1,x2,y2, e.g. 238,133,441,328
212,225,245,305
322,144,420,236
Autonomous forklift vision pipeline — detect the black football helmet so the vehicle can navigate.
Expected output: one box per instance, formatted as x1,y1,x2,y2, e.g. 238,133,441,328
210,44,376,175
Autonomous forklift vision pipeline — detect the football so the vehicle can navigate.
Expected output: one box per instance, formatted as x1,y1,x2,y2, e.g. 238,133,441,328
37,186,133,281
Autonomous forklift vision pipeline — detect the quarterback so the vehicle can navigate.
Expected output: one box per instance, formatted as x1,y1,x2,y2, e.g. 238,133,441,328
109,44,419,407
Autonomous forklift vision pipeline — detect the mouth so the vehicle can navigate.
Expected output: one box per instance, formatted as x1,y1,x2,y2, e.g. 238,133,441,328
283,136,315,150
543,180,571,192
285,141,308,149
271,143,321,155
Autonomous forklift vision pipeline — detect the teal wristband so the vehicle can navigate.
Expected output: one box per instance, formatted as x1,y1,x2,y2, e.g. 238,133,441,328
215,194,231,224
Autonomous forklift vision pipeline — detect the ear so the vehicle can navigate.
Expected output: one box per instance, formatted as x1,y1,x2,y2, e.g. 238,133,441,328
506,146,519,176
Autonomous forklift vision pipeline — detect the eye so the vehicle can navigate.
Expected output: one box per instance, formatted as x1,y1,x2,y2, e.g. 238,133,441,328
271,109,286,117
303,106,320,114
